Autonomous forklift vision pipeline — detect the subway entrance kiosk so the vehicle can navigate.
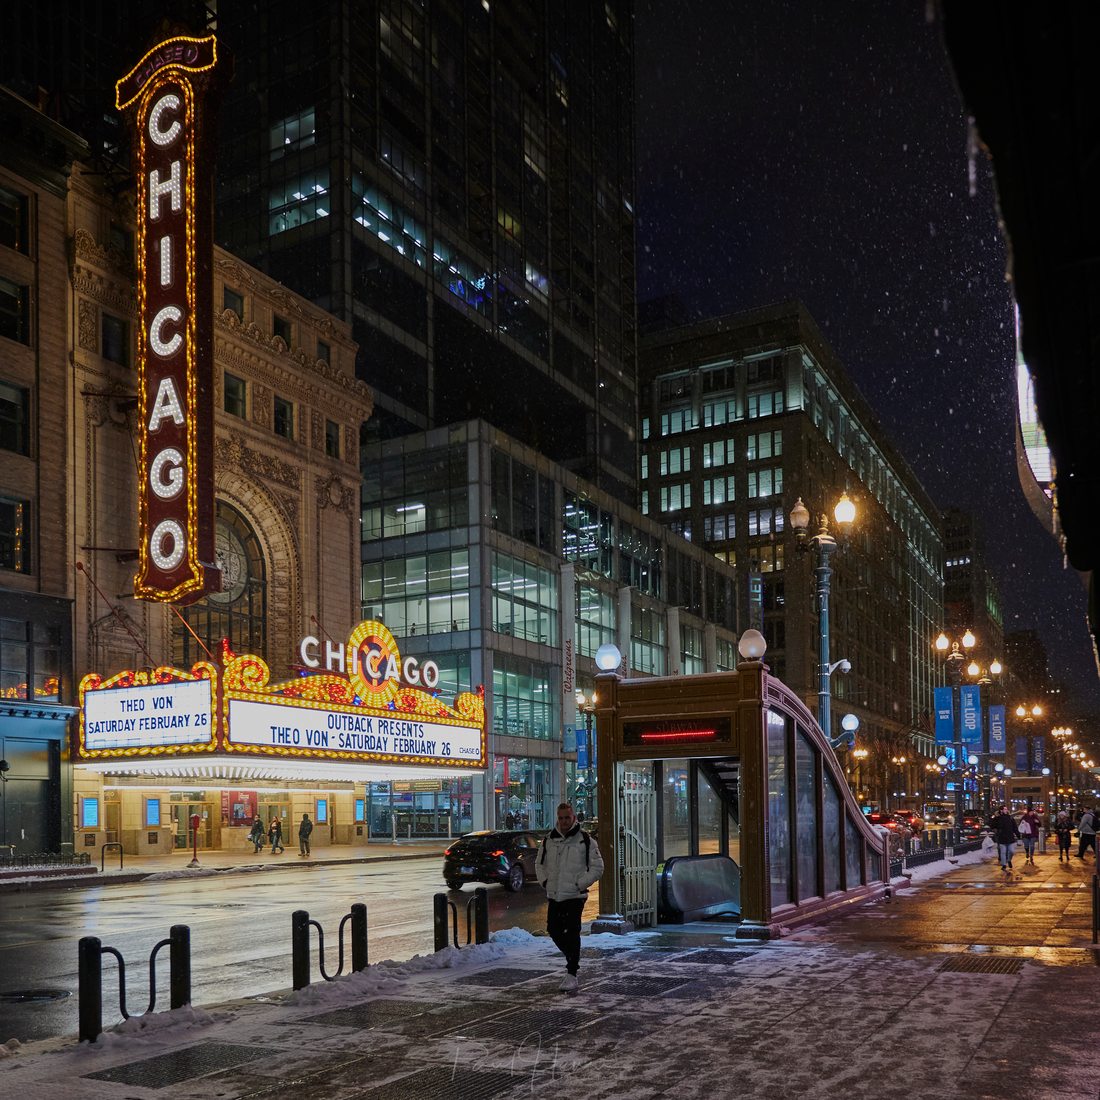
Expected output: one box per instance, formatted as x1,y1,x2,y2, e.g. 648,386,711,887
591,635,888,938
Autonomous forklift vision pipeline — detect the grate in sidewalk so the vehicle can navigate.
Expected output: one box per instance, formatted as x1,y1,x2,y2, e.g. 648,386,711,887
84,1042,277,1088
356,1066,520,1099
665,948,754,966
306,999,431,1029
441,1005,599,1041
938,956,1025,975
592,975,693,997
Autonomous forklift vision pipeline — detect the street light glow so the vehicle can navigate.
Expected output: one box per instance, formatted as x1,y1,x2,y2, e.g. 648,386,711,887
833,492,856,526
961,630,976,649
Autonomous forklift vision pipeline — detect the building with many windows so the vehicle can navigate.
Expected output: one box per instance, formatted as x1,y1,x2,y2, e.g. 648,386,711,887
639,302,945,794
214,0,639,499
360,418,742,831
942,507,1004,657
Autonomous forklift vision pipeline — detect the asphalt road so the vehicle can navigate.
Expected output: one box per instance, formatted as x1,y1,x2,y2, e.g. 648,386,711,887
0,859,597,1043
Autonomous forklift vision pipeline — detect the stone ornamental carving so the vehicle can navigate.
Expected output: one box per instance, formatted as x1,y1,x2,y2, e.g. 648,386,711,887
71,270,137,320
78,299,98,351
72,227,133,276
252,384,272,427
215,436,301,490
316,474,354,515
311,410,325,451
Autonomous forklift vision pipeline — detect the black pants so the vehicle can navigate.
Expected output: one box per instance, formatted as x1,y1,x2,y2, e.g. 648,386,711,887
546,898,585,975
1078,833,1096,858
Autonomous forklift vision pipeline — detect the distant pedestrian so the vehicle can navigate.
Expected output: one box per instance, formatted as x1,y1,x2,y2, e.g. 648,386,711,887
505,811,516,829
988,805,1019,871
536,802,604,994
1077,808,1098,860
269,817,284,854
298,813,313,856
249,817,265,854
1018,807,1041,865
1054,810,1073,862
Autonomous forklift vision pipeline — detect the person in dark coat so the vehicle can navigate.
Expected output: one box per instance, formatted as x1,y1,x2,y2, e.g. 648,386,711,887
249,817,265,854
1077,807,1098,860
298,813,314,856
1054,810,1074,862
988,805,1019,871
1018,807,1042,865
269,817,284,854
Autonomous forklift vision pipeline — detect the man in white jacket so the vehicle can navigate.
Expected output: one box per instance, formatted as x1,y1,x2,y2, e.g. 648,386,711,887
536,802,604,992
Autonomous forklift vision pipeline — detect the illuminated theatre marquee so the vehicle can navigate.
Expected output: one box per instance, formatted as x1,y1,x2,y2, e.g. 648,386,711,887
116,35,224,605
75,622,486,772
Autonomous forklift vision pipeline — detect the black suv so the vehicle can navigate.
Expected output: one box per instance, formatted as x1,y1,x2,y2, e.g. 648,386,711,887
442,829,543,892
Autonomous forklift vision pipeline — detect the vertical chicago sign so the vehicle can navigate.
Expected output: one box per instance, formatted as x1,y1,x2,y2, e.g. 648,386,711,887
116,36,225,604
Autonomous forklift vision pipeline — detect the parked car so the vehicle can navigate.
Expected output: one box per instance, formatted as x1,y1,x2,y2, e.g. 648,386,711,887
442,829,542,892
892,810,924,834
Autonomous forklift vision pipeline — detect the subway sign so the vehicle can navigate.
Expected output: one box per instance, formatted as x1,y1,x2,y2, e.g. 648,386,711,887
116,36,224,604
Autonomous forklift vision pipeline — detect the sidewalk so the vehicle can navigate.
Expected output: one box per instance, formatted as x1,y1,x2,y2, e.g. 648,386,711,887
0,840,447,892
3,847,1100,1098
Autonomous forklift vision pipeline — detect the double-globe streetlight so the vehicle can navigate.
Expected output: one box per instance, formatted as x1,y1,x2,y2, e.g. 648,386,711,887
934,629,977,825
790,493,857,749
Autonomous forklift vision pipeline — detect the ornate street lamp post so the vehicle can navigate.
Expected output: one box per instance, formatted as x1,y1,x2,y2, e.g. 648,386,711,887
790,493,856,748
934,629,976,827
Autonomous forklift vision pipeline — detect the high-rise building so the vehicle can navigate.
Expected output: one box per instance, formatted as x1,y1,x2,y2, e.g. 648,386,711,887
942,507,1004,657
639,301,945,778
213,0,638,498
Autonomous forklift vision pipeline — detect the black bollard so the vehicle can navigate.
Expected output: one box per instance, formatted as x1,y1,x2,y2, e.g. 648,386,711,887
433,893,450,952
291,909,310,990
473,887,489,944
169,925,191,1009
350,903,369,972
78,936,103,1043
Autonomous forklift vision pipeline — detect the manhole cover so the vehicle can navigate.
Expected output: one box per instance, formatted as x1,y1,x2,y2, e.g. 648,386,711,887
938,956,1025,975
0,988,71,1004
454,967,556,987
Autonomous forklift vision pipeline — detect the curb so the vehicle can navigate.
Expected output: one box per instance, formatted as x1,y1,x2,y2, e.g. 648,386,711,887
0,848,446,893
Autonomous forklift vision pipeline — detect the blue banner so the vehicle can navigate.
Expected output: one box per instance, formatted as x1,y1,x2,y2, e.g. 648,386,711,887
959,685,982,744
576,725,589,770
1016,737,1028,772
989,705,1006,754
934,686,954,743
1034,738,1045,769
563,723,576,754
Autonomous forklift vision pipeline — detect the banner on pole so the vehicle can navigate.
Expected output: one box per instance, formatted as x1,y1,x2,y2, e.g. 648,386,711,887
934,686,954,743
959,684,982,744
989,705,1006,754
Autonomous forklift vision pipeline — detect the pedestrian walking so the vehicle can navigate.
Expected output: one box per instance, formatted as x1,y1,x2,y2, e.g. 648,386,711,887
535,802,604,993
298,813,313,856
269,816,284,854
988,805,1019,871
1077,807,1098,860
249,817,265,854
1054,810,1073,862
1018,806,1042,865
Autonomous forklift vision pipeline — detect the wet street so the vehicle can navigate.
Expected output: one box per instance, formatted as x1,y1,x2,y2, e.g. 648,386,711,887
0,858,598,1043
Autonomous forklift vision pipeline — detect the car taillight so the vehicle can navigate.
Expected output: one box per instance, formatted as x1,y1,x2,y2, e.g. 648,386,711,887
444,848,452,856
490,849,505,857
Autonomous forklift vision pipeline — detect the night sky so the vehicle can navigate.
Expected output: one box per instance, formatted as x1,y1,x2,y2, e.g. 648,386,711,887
634,0,1100,713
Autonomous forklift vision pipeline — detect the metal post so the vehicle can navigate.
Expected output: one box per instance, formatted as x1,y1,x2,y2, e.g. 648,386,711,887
815,527,836,745
473,887,489,945
168,925,190,1009
350,903,369,972
433,893,450,952
78,935,103,1043
391,814,397,842
291,909,310,990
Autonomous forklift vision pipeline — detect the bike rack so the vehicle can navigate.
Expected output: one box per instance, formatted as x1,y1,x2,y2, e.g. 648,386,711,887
432,887,489,952
78,925,191,1043
100,841,123,872
291,903,369,991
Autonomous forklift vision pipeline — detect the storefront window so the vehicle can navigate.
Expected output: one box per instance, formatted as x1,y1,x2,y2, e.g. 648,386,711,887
493,755,556,830
367,777,472,837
